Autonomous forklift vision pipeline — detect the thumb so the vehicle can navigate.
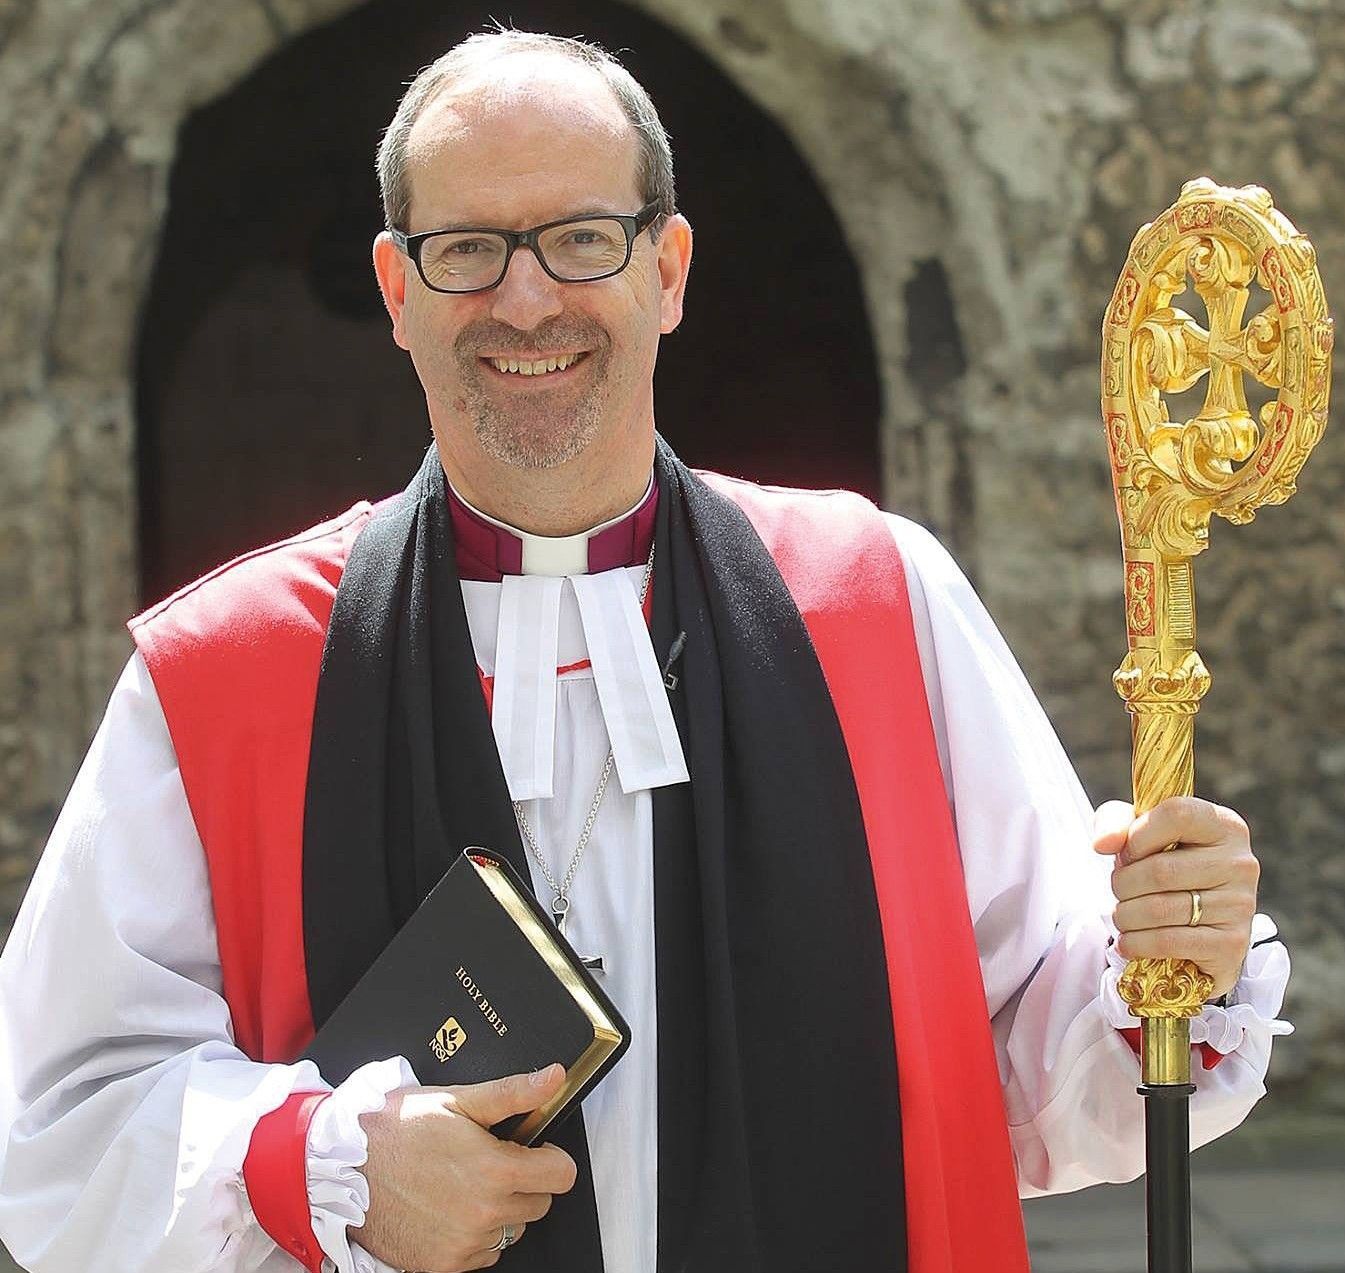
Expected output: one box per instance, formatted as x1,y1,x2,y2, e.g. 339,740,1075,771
445,1063,566,1127
1092,799,1134,856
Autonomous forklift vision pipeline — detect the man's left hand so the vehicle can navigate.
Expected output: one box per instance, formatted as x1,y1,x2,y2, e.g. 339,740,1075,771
1094,796,1260,999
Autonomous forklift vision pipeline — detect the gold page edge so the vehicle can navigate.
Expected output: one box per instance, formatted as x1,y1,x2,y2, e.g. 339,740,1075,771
469,854,625,1142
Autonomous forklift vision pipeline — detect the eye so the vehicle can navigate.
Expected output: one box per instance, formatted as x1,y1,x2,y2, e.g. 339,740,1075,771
561,227,617,248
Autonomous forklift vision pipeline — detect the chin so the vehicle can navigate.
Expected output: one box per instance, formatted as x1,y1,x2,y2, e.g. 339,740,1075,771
473,412,600,471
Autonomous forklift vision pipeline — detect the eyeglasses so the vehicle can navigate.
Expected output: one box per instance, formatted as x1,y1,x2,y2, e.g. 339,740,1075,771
390,201,663,294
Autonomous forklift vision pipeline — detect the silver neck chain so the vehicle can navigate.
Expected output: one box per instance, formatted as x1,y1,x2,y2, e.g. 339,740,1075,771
512,542,657,938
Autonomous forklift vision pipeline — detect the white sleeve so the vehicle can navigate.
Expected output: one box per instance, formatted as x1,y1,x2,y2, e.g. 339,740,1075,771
886,514,1292,1198
0,653,413,1273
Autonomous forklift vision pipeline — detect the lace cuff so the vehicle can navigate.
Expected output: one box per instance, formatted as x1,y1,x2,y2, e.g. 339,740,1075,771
1100,912,1293,1054
306,1056,418,1273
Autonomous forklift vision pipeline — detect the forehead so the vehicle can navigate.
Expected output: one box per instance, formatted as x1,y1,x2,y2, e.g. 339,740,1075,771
404,54,642,228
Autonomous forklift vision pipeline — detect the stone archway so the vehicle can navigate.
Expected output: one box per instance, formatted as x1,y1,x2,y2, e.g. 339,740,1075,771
6,0,1345,1143
0,0,1101,912
134,0,883,600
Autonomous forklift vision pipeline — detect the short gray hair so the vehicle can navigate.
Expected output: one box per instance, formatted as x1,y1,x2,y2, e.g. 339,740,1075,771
376,30,676,236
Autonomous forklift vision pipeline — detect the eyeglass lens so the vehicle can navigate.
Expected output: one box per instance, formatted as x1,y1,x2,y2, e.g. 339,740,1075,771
419,218,630,291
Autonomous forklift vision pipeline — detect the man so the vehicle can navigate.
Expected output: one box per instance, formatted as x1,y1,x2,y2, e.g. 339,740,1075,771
0,29,1288,1273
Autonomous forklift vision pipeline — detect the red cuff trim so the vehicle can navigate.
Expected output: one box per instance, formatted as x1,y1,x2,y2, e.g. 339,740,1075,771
243,1090,331,1273
1119,1027,1227,1071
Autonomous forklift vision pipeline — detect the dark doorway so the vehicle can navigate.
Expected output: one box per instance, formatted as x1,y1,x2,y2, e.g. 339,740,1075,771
136,2,881,601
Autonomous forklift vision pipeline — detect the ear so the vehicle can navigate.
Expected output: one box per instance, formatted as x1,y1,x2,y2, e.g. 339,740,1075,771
372,231,412,350
656,213,693,335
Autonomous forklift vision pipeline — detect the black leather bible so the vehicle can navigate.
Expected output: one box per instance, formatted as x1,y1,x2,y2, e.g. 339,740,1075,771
302,846,630,1144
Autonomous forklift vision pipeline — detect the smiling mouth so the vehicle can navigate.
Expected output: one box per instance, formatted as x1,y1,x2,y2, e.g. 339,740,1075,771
481,351,591,377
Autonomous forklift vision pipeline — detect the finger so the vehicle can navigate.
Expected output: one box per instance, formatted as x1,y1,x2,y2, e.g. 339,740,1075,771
1110,846,1240,902
1113,888,1243,934
444,1064,566,1127
499,1140,579,1195
1121,797,1247,864
500,1192,553,1225
1113,924,1228,965
465,1223,527,1269
1092,800,1135,856
462,1246,506,1270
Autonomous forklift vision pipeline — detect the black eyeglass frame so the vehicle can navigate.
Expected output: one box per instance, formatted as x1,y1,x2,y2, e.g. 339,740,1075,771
390,200,664,294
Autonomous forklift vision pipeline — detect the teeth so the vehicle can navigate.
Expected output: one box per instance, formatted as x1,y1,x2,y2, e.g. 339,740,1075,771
490,353,583,375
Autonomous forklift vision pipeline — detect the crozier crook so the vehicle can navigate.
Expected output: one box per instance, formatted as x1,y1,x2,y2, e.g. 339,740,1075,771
1101,177,1332,1273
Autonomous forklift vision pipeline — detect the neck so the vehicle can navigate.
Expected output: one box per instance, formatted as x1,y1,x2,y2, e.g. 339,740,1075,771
434,432,655,536
444,466,656,580
451,470,656,540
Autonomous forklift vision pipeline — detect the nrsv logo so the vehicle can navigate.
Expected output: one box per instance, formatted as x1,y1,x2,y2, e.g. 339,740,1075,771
431,1016,467,1062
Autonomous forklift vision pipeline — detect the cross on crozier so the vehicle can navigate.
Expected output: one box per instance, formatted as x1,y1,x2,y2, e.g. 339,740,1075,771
1135,241,1284,457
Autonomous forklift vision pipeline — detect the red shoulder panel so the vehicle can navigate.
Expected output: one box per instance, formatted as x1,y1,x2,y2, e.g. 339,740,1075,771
129,503,373,1064
700,472,1030,1273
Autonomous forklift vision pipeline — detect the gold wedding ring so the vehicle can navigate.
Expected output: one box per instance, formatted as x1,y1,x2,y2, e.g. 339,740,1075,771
1187,889,1203,927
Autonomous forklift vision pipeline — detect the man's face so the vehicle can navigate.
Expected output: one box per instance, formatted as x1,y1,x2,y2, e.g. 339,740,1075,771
374,58,691,479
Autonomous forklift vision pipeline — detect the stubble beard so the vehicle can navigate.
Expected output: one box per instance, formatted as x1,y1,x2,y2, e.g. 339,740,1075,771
453,327,612,470
466,376,606,469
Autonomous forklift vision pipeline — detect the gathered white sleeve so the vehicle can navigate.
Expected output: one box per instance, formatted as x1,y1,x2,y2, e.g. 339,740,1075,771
0,653,412,1273
886,515,1292,1198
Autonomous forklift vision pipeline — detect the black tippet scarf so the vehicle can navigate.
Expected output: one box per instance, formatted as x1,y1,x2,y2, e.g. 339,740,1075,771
303,440,907,1271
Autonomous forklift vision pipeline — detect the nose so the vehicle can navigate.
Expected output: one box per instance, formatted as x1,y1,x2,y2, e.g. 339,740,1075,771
488,244,565,331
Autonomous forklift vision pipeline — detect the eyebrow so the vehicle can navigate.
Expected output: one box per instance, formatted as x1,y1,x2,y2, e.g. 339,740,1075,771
422,206,629,232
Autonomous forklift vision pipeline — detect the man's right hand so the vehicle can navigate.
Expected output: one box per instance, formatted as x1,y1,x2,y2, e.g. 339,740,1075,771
355,1062,578,1272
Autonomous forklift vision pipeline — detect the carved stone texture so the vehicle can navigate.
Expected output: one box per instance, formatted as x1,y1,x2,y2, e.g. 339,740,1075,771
2,0,1343,1121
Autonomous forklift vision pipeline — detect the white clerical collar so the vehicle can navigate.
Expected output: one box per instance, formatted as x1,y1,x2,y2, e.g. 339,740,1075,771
447,475,656,577
454,473,688,802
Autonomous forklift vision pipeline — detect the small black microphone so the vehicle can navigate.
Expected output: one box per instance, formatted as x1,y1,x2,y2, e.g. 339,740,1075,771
661,630,688,690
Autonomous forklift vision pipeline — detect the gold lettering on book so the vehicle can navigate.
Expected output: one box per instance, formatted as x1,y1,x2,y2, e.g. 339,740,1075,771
455,965,509,1037
430,1016,467,1062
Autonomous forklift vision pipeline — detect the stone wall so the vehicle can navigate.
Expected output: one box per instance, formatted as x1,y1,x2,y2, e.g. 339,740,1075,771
2,0,1342,1114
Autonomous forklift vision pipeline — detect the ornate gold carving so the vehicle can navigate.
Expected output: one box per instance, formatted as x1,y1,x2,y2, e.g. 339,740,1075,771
1165,563,1194,642
1175,201,1214,233
1104,413,1133,477
1101,180,1331,1059
1112,650,1210,719
1117,959,1209,1020
1109,269,1141,327
1261,246,1295,313
1102,177,1331,554
1124,561,1156,637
